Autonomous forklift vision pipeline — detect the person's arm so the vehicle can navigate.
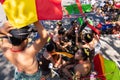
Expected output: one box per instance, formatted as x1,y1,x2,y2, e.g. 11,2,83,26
75,27,79,46
0,21,13,37
54,54,62,68
62,64,74,79
27,21,48,55
0,38,3,49
0,38,11,52
49,56,56,66
0,22,13,52
74,70,81,80
74,64,81,80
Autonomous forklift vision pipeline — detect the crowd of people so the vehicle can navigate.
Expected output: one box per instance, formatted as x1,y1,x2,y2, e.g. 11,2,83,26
90,0,120,35
0,15,119,80
0,18,102,80
0,0,120,80
38,20,102,80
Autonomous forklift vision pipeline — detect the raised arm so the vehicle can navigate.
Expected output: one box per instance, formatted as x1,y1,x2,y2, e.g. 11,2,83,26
0,21,13,37
28,21,48,55
0,21,13,51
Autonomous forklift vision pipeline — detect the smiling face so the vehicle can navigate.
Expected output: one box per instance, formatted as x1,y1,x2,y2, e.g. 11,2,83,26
75,49,83,60
75,48,91,62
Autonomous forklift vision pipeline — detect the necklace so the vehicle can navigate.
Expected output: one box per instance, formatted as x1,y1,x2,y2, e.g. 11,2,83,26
10,48,23,52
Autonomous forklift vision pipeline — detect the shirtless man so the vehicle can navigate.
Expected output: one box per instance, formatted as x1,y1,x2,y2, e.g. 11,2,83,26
42,43,62,68
82,32,101,55
54,21,62,33
0,21,13,36
62,48,91,80
74,48,91,80
0,21,48,80
52,28,66,51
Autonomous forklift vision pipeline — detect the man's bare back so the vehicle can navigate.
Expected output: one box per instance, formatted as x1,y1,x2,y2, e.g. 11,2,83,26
4,49,38,74
74,61,91,77
0,21,48,79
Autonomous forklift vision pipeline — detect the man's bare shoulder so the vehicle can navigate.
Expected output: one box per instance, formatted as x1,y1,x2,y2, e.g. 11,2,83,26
75,62,90,69
24,46,35,56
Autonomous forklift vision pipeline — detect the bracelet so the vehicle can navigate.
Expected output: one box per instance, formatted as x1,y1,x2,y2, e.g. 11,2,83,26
0,27,2,34
0,38,3,45
56,62,59,65
0,29,4,35
0,38,2,41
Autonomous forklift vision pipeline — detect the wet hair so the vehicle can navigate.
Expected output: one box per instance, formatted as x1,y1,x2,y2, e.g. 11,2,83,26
71,20,77,26
84,33,93,43
58,27,65,35
57,21,62,27
81,48,91,61
46,42,55,52
9,26,29,46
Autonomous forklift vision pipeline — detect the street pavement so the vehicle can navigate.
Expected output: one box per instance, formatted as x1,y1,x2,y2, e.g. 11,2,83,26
100,35,120,68
0,55,14,80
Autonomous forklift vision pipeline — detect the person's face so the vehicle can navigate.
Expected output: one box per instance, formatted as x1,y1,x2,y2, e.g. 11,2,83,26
75,49,83,60
51,49,55,53
58,34,62,38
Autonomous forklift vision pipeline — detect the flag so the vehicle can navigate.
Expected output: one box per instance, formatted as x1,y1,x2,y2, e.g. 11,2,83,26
77,17,93,26
114,3,120,9
0,0,5,4
77,17,84,26
96,23,102,29
1,0,63,28
64,4,92,15
101,24,113,31
52,52,73,59
93,54,120,80
76,0,85,16
36,0,62,20
70,0,100,35
86,21,100,34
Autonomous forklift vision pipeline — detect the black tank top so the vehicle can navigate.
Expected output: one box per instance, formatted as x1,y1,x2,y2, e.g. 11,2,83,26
40,55,51,72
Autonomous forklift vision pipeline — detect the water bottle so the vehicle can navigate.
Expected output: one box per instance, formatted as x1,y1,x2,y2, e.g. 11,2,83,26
90,72,96,80
49,63,53,69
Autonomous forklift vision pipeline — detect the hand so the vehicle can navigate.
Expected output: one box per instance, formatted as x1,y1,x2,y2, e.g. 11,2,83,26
0,21,13,36
68,42,72,45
